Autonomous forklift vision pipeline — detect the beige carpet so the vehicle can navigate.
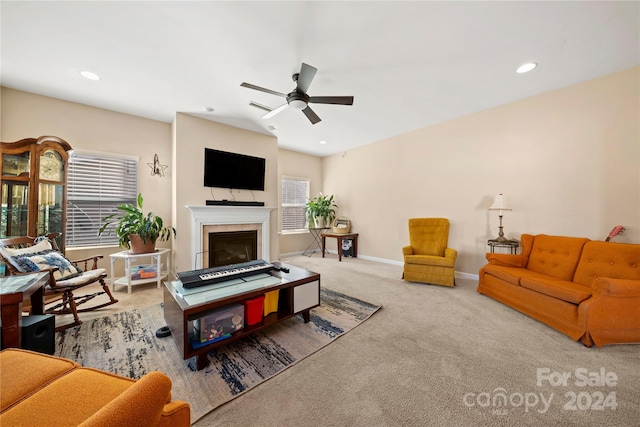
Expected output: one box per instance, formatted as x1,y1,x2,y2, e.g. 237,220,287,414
54,286,380,423
193,254,640,427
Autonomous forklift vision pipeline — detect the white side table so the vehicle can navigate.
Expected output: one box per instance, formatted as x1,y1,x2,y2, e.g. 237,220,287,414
109,248,170,294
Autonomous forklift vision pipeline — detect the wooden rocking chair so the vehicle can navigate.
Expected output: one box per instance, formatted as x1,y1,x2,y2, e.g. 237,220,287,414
0,233,118,331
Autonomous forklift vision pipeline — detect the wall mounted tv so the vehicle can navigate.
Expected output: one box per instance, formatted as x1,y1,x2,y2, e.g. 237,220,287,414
204,148,266,191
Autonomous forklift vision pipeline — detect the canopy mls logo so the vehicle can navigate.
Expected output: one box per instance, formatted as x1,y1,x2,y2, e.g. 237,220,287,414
463,367,619,416
463,389,553,415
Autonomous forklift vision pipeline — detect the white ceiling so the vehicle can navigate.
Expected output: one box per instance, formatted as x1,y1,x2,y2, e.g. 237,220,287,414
2,1,638,157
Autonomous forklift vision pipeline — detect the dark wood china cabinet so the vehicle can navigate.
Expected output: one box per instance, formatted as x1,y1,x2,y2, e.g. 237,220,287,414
1,136,72,253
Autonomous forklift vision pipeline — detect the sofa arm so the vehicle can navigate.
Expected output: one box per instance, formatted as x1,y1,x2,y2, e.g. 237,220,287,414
485,253,527,268
402,246,414,256
592,277,640,297
445,248,457,260
578,277,640,346
79,371,190,427
158,400,191,427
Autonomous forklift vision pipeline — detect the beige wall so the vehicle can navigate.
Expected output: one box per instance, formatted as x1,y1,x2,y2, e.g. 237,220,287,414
3,66,638,277
277,148,323,256
1,88,173,275
322,67,640,275
172,113,279,273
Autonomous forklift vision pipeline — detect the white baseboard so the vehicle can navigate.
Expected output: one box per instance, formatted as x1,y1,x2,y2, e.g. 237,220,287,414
280,250,479,280
357,253,403,266
455,271,479,280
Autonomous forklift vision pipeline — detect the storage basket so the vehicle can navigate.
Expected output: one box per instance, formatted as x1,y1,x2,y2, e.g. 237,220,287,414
244,295,265,326
332,217,351,234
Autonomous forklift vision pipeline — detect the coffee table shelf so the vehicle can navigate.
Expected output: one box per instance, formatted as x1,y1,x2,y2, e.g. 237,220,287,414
163,263,320,370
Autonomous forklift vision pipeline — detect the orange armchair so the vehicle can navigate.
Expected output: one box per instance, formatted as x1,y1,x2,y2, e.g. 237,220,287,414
402,218,457,287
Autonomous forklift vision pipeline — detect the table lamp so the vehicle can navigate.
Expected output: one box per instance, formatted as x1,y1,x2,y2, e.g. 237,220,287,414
489,193,512,243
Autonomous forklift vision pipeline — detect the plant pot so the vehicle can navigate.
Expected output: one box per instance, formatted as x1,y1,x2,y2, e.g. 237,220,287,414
128,234,156,254
313,217,326,229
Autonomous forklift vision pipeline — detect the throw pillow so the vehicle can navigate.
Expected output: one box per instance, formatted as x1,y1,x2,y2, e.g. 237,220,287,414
0,240,52,259
4,247,83,282
0,240,53,272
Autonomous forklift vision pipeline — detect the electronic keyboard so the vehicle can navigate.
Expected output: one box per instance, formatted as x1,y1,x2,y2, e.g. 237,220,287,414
177,259,275,289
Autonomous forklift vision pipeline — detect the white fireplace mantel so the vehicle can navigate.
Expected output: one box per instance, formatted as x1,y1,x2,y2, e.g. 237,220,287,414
186,205,274,269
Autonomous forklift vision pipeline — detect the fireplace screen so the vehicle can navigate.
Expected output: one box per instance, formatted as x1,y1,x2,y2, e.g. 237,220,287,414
208,230,258,267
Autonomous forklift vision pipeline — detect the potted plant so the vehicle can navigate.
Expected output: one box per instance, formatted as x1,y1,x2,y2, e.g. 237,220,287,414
305,193,338,228
98,193,176,254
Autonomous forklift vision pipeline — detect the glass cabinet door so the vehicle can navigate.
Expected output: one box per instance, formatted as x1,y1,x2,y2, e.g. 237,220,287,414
37,183,64,237
1,151,30,177
1,181,30,238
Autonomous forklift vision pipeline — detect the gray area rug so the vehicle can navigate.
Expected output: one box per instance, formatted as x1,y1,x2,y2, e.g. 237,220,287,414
54,288,381,423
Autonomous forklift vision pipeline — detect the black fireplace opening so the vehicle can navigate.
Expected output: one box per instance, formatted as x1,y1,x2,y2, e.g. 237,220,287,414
208,230,258,267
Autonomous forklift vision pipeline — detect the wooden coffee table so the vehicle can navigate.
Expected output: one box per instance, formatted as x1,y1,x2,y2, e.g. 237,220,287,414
163,263,320,370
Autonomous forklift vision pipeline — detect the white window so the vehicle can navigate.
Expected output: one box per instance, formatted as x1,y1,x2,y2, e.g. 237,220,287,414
66,151,137,247
281,176,310,232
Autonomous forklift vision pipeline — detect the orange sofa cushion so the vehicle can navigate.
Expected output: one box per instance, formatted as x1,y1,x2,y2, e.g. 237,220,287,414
574,241,640,287
1,367,138,425
482,264,549,286
0,349,79,413
526,234,589,281
520,277,592,304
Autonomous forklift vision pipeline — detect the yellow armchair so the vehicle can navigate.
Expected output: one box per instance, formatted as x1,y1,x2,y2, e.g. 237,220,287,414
402,218,457,287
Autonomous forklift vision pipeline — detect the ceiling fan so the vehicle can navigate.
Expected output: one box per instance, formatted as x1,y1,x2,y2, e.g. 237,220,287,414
241,63,354,125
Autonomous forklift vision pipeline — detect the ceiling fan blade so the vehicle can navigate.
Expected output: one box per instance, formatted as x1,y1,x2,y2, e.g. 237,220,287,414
241,82,286,97
302,106,321,124
309,96,354,105
249,101,272,112
262,103,288,119
296,63,317,94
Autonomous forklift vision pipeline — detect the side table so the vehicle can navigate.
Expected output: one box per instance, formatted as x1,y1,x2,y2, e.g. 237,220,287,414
321,232,359,262
487,239,520,254
302,227,330,256
0,272,48,349
109,248,170,294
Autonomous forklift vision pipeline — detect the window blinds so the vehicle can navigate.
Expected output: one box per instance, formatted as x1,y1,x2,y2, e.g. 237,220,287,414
66,152,137,247
281,177,309,232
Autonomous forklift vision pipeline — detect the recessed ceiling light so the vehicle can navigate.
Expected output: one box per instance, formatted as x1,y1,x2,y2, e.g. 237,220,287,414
319,140,327,145
516,62,538,74
79,70,100,80
203,106,215,112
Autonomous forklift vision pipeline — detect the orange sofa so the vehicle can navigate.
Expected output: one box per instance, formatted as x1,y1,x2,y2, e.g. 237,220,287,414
478,234,640,347
0,348,190,426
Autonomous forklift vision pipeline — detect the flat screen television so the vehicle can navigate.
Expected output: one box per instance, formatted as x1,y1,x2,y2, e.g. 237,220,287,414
204,148,266,191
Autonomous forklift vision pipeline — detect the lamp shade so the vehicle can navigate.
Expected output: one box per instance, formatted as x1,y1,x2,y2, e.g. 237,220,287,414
489,194,512,211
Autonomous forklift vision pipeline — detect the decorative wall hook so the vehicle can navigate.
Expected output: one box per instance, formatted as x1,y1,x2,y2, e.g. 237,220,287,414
148,154,168,177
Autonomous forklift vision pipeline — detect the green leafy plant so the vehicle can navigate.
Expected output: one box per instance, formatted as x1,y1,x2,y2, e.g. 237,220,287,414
98,193,176,249
305,193,338,226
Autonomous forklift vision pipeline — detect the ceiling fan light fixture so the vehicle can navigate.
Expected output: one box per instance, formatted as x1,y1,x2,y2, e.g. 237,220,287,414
242,63,353,124
289,99,307,110
79,70,100,80
516,62,538,74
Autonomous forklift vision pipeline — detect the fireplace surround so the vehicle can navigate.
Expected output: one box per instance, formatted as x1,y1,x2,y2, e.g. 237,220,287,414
186,206,273,270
